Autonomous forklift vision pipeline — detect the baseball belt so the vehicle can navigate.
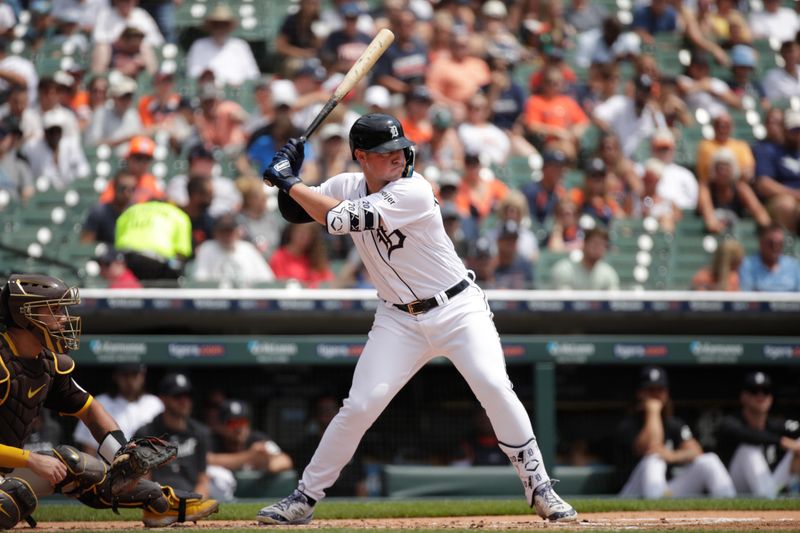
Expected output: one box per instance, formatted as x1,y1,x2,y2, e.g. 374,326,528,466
394,279,470,316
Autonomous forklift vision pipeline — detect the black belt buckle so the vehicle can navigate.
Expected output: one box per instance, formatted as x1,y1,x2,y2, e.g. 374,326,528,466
406,300,429,315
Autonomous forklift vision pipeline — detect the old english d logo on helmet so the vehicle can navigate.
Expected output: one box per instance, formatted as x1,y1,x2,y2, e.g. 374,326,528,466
349,113,415,160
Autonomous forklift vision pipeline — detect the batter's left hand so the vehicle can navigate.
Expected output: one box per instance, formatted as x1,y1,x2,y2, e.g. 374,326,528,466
278,138,305,176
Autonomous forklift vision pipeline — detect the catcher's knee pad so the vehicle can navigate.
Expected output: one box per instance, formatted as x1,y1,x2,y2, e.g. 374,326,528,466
0,477,37,529
52,445,107,497
78,477,166,512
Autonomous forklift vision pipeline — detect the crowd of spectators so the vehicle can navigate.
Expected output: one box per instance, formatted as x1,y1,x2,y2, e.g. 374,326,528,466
1,0,800,290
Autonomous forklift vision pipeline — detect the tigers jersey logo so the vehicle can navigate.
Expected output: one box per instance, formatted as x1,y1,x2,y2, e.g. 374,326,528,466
376,228,405,259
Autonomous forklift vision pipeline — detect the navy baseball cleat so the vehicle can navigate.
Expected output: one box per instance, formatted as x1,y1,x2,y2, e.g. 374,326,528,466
533,480,578,522
256,489,315,525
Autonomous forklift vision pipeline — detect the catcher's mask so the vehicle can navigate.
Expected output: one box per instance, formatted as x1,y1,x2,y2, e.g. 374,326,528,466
1,273,81,352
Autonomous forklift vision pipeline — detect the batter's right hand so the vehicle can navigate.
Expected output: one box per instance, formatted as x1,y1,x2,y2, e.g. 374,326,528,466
28,452,67,485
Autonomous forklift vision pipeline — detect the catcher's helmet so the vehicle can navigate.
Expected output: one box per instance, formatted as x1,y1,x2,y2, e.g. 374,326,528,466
349,113,415,160
0,273,81,352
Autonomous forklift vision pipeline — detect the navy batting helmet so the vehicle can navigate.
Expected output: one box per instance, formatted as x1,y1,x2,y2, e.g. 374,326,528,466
349,113,415,160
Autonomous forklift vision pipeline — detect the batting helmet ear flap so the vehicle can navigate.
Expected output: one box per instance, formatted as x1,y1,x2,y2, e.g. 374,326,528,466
402,146,415,177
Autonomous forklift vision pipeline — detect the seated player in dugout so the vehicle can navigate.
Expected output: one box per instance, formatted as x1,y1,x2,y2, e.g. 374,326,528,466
716,371,800,498
0,274,219,528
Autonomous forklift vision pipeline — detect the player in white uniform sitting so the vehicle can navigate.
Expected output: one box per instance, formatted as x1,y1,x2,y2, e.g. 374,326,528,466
257,113,577,524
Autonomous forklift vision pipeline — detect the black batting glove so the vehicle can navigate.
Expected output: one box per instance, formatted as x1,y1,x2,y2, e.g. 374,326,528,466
279,138,305,175
264,153,302,194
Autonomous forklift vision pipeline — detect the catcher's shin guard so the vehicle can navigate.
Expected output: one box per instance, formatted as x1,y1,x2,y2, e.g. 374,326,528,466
51,445,107,497
141,485,219,527
0,477,37,529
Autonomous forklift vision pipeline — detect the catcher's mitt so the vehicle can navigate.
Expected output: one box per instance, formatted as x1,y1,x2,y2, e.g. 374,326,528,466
108,437,177,496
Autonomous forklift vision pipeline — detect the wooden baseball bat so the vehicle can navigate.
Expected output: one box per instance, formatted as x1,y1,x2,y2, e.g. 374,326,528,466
299,28,395,143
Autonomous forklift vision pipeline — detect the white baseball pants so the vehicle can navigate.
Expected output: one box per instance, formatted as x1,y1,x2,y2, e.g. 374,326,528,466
619,453,736,499
728,442,797,498
298,285,543,500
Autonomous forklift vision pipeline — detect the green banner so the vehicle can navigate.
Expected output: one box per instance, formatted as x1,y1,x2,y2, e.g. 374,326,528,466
74,335,800,366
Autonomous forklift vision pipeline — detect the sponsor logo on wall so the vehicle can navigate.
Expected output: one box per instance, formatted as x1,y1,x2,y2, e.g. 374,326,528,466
167,343,225,359
546,342,595,363
316,343,364,359
613,344,669,360
763,344,800,360
689,341,743,363
88,340,147,363
247,341,298,363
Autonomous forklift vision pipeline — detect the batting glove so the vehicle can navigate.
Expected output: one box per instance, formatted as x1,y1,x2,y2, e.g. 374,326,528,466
279,138,305,175
264,157,301,194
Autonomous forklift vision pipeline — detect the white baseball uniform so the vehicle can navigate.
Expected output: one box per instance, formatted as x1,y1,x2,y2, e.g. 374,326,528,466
296,171,550,500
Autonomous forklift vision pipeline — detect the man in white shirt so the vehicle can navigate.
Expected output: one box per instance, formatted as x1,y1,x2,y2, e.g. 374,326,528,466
91,0,162,76
0,38,38,107
84,74,144,151
594,74,666,159
763,41,800,103
550,227,620,290
28,77,81,143
22,109,89,189
648,129,698,210
92,0,163,45
53,0,110,32
191,214,275,287
72,363,164,454
748,0,800,44
165,144,241,217
186,4,260,87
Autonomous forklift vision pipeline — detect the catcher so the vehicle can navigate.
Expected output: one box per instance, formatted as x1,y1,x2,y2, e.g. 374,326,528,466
0,273,219,528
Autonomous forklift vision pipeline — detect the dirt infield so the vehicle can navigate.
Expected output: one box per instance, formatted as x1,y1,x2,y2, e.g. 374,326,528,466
23,510,800,531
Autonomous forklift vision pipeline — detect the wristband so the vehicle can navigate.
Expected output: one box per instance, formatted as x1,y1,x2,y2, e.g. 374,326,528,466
98,430,127,464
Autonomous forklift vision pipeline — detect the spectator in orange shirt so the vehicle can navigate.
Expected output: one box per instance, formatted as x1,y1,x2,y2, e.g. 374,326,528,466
523,66,589,160
454,152,509,223
696,110,755,183
399,85,434,146
194,83,248,154
528,47,577,95
138,68,182,128
99,135,164,204
426,31,491,121
269,223,334,288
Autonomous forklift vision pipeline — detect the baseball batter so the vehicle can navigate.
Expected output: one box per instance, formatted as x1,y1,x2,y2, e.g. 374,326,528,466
257,113,576,524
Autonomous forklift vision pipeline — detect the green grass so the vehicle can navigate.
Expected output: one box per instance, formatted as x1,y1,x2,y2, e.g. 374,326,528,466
31,497,800,522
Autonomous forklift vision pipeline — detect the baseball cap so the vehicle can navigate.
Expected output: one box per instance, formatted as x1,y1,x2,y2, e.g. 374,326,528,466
364,85,391,109
319,122,345,141
339,2,361,18
219,399,252,423
542,149,567,165
690,52,711,67
742,371,772,393
270,79,298,108
482,0,507,18
158,373,193,396
730,45,756,68
296,58,327,83
109,75,137,98
53,70,75,88
407,85,432,104
188,144,215,162
205,3,236,23
651,128,675,148
784,110,800,130
42,108,69,130
639,366,668,389
128,135,156,157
